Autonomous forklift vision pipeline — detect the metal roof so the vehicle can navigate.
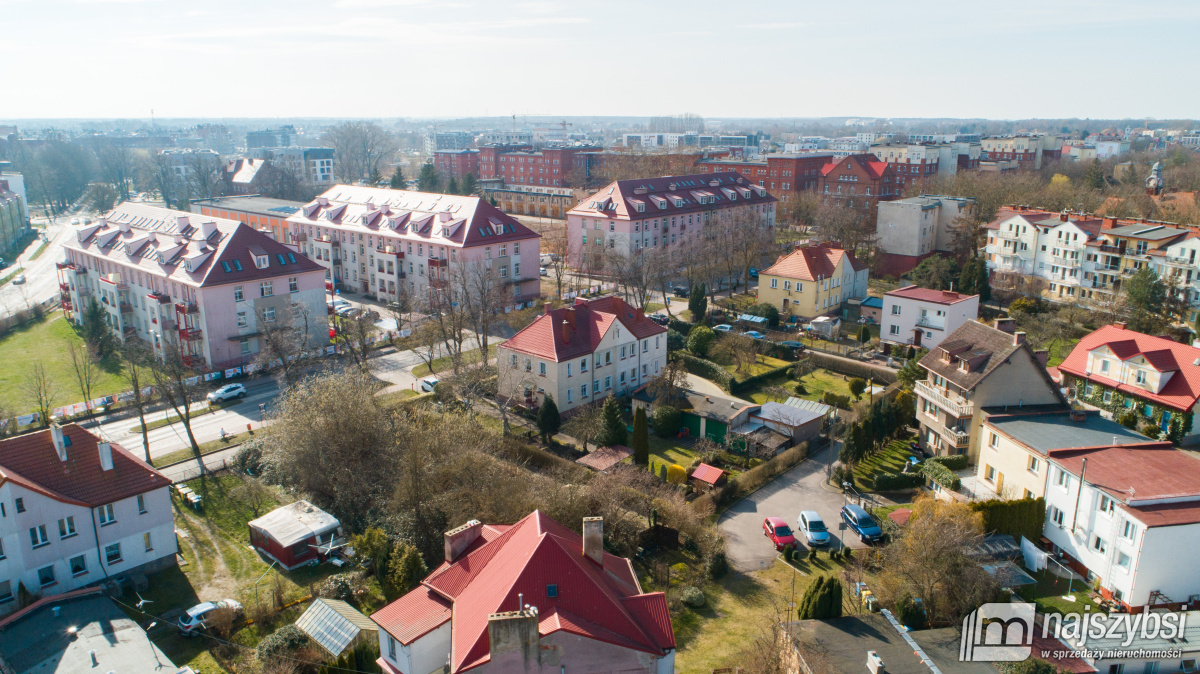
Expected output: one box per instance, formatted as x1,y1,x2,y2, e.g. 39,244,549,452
295,599,377,656
248,500,340,548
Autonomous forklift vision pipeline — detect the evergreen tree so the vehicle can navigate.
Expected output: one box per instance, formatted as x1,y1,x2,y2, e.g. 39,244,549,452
389,166,406,189
537,394,561,442
446,175,460,195
461,172,479,196
417,163,441,192
632,407,649,466
81,297,114,358
369,167,383,185
688,283,707,322
1084,159,1105,190
857,325,871,344
598,395,626,447
384,542,428,601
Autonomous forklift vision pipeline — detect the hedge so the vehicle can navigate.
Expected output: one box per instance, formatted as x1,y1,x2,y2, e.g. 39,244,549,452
871,472,924,491
693,442,809,512
920,460,960,491
729,363,796,394
926,454,969,471
676,352,733,389
970,497,1046,541
807,351,897,384
668,318,693,336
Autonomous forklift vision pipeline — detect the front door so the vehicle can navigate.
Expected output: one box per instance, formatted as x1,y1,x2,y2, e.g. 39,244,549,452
995,472,1005,496
913,329,923,347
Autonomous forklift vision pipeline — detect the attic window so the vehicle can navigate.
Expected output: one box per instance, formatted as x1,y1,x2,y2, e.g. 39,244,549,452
941,350,951,363
233,259,243,271
221,261,232,273
255,255,269,269
546,584,558,598
959,360,969,372
287,253,296,264
277,253,287,265
63,435,72,447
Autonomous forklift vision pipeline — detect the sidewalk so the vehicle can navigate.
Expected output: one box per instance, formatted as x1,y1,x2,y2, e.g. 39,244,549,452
158,445,244,483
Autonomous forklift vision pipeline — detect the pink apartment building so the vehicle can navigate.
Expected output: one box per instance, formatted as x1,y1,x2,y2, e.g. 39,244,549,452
565,172,777,270
59,203,329,369
284,186,542,308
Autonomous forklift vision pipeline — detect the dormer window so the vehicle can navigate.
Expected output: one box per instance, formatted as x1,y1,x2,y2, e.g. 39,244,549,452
255,255,269,269
959,360,969,373
941,350,951,363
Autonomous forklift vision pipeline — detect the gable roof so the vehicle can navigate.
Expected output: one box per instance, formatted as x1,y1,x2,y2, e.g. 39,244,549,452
819,153,891,179
567,172,776,221
691,463,725,485
1048,444,1200,526
500,296,666,363
373,511,673,673
919,320,1058,394
762,243,865,281
1058,324,1200,412
0,425,168,507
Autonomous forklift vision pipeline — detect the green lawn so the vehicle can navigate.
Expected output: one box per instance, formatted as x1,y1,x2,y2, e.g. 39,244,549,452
1045,337,1080,368
852,436,917,488
647,434,697,471
28,241,49,261
0,312,130,412
741,367,854,405
1016,568,1097,616
718,353,790,379
412,344,497,378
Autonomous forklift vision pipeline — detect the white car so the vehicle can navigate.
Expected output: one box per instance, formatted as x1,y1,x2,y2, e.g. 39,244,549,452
207,383,247,403
178,599,243,636
420,377,439,393
11,274,25,285
332,298,351,310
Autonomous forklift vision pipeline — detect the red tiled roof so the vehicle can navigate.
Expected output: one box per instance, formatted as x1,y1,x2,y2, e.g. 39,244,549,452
762,244,864,281
690,463,725,485
1058,324,1200,412
885,285,978,305
377,511,673,673
1047,444,1200,526
500,296,666,363
819,154,890,179
0,425,168,507
871,251,938,279
567,172,776,222
888,509,912,526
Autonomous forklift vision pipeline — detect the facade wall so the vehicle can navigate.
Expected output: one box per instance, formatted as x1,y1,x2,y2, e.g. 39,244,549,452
880,295,978,350
197,276,328,368
196,205,293,244
974,424,1048,499
817,156,898,222
697,154,830,198
378,619,452,674
758,258,868,319
0,189,27,253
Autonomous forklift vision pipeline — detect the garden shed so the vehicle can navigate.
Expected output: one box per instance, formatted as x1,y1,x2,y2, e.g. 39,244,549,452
808,315,841,340
633,386,758,444
248,500,343,570
690,463,727,492
295,598,378,657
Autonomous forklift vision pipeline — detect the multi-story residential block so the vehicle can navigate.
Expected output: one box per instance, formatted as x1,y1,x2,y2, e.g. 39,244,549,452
827,137,869,158
482,184,581,220
983,207,1105,302
816,154,899,222
423,130,474,154
622,133,699,149
477,144,600,188
565,173,776,270
867,143,941,189
248,147,335,185
497,296,667,413
974,408,1150,501
0,424,176,616
371,512,675,674
0,172,27,214
1058,323,1200,445
874,195,976,276
758,243,868,320
979,134,1062,170
285,186,542,307
914,319,1064,460
192,195,304,245
695,153,833,199
59,203,329,369
433,149,481,182
246,126,295,150
880,285,979,350
0,178,28,253
1042,443,1200,610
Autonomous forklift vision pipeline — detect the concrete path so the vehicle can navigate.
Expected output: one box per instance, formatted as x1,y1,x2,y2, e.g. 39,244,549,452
158,445,244,483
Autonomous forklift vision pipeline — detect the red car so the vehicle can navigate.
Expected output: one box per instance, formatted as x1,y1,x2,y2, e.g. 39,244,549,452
762,516,797,550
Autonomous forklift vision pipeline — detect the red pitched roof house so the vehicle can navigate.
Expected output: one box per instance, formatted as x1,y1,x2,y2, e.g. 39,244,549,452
370,512,675,674
816,154,899,222
1057,323,1200,444
759,243,870,320
498,296,667,413
0,424,177,615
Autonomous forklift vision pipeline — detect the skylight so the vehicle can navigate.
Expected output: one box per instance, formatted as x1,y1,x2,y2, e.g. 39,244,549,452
233,259,243,271
277,253,287,265
221,261,232,272
287,253,296,264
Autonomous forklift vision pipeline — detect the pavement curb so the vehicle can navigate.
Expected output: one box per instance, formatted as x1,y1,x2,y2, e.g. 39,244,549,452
155,443,243,472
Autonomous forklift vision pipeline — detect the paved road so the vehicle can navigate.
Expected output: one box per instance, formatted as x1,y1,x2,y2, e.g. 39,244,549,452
0,218,72,317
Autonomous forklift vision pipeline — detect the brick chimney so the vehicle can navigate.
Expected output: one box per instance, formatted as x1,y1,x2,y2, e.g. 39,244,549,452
993,318,1016,334
1034,349,1048,368
1060,211,1069,222
636,307,645,321
1113,322,1127,330
544,302,552,315
582,517,604,566
1102,216,1117,230
444,519,482,563
565,307,576,330
487,608,541,665
1014,331,1026,346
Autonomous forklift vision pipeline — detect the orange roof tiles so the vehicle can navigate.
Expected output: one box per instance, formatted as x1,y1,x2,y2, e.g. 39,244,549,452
885,285,978,305
1058,324,1200,412
690,463,725,485
762,243,864,281
500,296,665,363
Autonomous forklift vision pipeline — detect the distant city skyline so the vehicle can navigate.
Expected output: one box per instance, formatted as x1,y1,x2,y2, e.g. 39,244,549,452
5,0,1200,121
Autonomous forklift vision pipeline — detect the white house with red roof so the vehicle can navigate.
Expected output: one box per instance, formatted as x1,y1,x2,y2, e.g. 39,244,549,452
1058,323,1200,444
285,185,542,308
0,425,176,615
60,202,329,369
880,285,979,350
370,512,675,674
1042,443,1200,610
757,243,868,320
497,296,667,413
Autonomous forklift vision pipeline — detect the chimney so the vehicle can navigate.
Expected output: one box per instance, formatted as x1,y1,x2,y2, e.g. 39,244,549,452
1034,349,1049,368
1060,211,1069,222
565,307,576,329
544,302,552,315
51,425,67,461
200,221,218,239
487,608,540,664
317,196,329,207
176,215,190,229
1113,322,1127,330
1102,216,1117,229
562,319,570,344
118,221,130,233
636,307,645,321
1013,331,1026,346
444,519,482,563
98,442,113,471
992,318,1016,334
582,516,604,566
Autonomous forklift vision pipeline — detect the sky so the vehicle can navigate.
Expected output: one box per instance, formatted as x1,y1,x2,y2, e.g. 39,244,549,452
3,0,1199,121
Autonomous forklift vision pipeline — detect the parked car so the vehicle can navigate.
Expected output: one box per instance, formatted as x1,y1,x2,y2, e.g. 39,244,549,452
714,324,734,333
745,331,767,340
11,274,25,285
748,267,759,279
778,340,805,350
671,286,690,298
762,516,797,550
179,599,243,636
332,298,351,311
540,267,549,276
207,383,247,403
648,314,669,326
798,511,830,546
841,504,884,544
420,377,439,393
336,305,358,318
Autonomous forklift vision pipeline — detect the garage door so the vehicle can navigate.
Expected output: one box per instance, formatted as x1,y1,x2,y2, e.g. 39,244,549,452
706,419,727,443
681,413,702,439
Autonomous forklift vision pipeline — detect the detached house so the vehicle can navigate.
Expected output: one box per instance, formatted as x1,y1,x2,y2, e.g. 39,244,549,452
0,425,176,615
1058,323,1200,445
880,285,979,351
498,297,667,413
758,243,869,320
915,319,1064,461
370,512,675,674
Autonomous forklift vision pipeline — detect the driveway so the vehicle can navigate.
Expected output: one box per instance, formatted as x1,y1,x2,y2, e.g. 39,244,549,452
719,440,873,571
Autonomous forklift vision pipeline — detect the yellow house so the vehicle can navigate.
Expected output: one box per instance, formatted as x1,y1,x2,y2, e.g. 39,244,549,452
759,243,869,319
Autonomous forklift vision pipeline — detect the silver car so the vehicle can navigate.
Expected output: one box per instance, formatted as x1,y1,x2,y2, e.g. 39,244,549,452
798,510,830,546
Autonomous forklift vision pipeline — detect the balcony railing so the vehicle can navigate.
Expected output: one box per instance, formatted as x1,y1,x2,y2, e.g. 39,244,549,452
1097,244,1124,254
995,230,1020,239
119,303,134,314
916,380,974,418
915,316,945,331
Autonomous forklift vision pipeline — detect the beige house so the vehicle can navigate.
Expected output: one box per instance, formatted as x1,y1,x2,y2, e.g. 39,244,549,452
758,243,868,319
915,318,1065,462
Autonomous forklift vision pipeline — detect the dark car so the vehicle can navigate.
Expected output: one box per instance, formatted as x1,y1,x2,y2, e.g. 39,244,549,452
778,340,805,350
840,504,884,544
671,286,690,298
648,314,669,326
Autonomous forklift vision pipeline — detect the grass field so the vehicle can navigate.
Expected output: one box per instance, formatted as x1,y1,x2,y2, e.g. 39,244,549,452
0,312,129,411
1045,337,1080,367
412,344,496,378
1016,567,1096,616
717,353,790,379
742,367,854,405
647,434,697,471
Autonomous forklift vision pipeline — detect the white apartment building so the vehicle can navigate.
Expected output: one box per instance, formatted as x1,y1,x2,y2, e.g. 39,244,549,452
983,208,1099,300
0,425,176,615
876,195,977,259
1043,443,1200,610
497,297,667,413
880,285,979,351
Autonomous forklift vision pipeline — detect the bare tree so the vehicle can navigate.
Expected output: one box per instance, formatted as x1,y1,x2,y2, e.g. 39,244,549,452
148,337,205,472
424,286,470,374
91,141,137,201
255,301,315,389
712,334,759,375
335,313,375,373
644,354,689,408
454,260,506,361
25,363,60,428
608,248,659,308
408,320,443,376
543,231,573,299
139,151,184,209
323,122,400,183
184,151,224,201
563,403,605,453
121,342,154,464
68,342,98,416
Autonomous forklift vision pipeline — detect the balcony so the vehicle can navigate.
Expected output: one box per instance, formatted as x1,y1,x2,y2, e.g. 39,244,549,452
1097,244,1124,255
59,282,71,293
179,327,203,341
916,380,975,418
119,302,134,314
1052,255,1082,267
429,277,449,289
175,302,199,315
429,258,449,269
995,230,1020,240
915,316,945,331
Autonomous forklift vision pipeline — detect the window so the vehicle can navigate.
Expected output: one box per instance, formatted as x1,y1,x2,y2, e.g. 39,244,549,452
263,307,276,322
784,280,792,290
98,503,115,526
1092,536,1107,554
70,554,87,576
38,565,55,587
891,305,901,315
1100,359,1110,373
240,338,250,355
604,376,611,390
237,311,247,328
580,384,588,398
1103,390,1113,403
889,325,900,335
260,281,273,297
1136,370,1147,384
539,362,546,376
1028,456,1040,473
985,465,996,483
567,388,572,403
1116,551,1131,569
1108,665,1124,674
144,532,153,552
0,538,4,560
58,516,76,539
234,286,244,302
770,278,777,288
547,584,558,598
137,494,147,514
0,580,11,603
105,543,122,565
1099,495,1114,516
1123,520,1136,540
989,433,999,448
30,525,49,548
289,277,298,293
580,358,588,373
388,634,397,661
15,498,24,513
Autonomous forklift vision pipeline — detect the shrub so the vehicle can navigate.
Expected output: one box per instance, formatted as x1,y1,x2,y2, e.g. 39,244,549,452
828,548,841,562
896,594,925,630
870,472,924,491
926,454,969,471
747,458,762,468
680,586,707,608
653,406,681,438
317,574,354,603
706,551,729,579
921,460,961,491
730,363,795,394
687,325,717,356
1141,423,1162,439
257,625,308,659
807,351,898,384
1116,411,1139,429
667,464,687,485
969,497,1046,541
658,463,668,480
668,318,693,336
676,351,733,389
794,382,808,395
232,439,265,475
849,378,867,400
842,547,852,560
666,328,686,352
807,547,818,561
